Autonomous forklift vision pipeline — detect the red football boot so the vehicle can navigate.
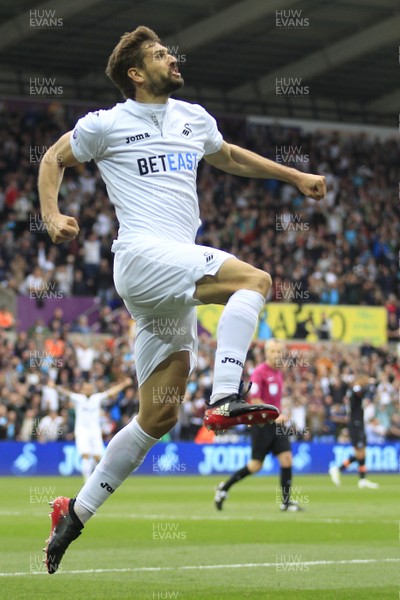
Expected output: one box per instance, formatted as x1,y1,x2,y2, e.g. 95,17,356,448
204,382,279,432
44,497,83,574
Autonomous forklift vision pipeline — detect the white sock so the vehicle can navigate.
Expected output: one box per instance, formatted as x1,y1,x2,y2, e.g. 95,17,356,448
210,289,265,404
74,416,158,523
81,457,92,482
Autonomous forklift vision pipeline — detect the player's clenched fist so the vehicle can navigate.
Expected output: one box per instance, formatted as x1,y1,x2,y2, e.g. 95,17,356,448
296,173,326,201
44,213,80,244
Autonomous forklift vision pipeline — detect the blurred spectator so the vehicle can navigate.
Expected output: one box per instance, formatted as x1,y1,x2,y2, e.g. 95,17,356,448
19,408,39,441
71,315,91,334
53,261,74,297
337,427,351,444
44,332,65,358
19,266,46,297
180,388,207,440
317,312,331,340
75,341,96,378
289,392,307,436
37,410,64,442
0,404,8,439
376,375,395,406
72,269,90,296
5,409,18,440
386,413,400,441
48,308,65,334
41,379,59,412
0,305,15,330
387,312,398,341
82,232,101,290
96,258,114,304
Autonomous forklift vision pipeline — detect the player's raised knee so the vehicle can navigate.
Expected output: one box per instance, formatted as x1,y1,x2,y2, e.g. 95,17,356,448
160,409,179,432
250,269,272,298
139,403,180,438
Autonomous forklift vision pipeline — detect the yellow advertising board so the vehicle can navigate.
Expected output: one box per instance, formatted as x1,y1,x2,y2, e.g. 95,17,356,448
197,303,387,345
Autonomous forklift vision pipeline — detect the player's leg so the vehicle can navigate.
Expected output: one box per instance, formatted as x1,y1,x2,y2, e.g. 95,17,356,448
274,429,303,511
80,453,92,482
194,257,271,304
136,350,189,437
197,258,279,430
75,350,188,516
341,453,357,472
355,445,379,489
75,432,93,482
89,427,105,478
329,452,357,486
45,241,195,573
214,423,269,510
45,350,189,574
330,428,358,486
277,451,296,511
86,456,100,479
214,459,262,511
355,447,366,480
116,239,278,431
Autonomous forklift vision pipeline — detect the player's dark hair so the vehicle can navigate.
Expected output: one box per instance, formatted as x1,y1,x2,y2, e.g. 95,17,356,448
105,26,161,99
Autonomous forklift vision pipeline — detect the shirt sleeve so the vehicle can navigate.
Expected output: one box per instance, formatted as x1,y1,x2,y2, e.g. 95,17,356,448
93,392,109,404
69,393,81,405
70,110,105,162
202,109,223,155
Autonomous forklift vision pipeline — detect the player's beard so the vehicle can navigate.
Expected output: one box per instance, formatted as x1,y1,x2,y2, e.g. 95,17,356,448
147,72,184,97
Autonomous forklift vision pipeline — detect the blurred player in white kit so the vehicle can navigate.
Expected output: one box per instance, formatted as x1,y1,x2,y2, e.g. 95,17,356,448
58,379,132,481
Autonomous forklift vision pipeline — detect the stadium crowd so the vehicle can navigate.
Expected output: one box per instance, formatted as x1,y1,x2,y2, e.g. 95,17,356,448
0,101,398,310
0,101,398,445
0,323,398,445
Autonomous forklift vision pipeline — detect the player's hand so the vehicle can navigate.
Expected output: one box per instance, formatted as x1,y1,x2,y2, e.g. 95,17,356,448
295,173,326,201
44,213,80,244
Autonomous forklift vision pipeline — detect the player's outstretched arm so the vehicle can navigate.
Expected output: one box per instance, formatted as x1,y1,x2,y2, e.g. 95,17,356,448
205,141,326,201
104,377,133,399
56,386,74,399
38,131,80,244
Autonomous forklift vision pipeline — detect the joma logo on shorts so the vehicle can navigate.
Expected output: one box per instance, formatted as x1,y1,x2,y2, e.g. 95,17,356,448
125,132,150,143
221,356,244,368
100,482,115,493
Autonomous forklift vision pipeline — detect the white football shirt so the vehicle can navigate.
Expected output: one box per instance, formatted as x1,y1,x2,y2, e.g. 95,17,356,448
70,98,223,245
70,392,108,430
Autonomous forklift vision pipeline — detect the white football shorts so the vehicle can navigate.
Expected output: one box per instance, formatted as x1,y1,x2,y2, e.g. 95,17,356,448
75,427,104,457
112,235,234,386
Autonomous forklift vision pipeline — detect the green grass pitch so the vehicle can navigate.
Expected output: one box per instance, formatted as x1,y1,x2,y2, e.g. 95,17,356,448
0,474,398,599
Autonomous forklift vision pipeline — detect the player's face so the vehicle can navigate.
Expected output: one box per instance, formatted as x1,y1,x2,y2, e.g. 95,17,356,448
141,42,184,97
82,383,93,397
265,341,283,369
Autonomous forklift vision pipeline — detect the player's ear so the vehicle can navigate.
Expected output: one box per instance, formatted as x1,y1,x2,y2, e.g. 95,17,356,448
127,67,144,85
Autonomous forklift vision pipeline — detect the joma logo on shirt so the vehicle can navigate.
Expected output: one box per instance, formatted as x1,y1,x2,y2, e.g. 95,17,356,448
126,132,150,144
